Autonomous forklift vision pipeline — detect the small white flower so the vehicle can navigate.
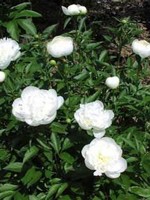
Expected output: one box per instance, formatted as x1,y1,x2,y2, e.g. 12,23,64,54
0,38,21,70
0,71,6,82
12,86,64,126
47,36,73,58
62,4,87,16
105,76,120,89
81,137,127,178
74,100,114,138
132,39,150,58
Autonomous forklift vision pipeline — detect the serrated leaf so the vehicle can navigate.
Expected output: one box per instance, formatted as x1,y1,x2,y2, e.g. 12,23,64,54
23,146,39,163
4,162,23,173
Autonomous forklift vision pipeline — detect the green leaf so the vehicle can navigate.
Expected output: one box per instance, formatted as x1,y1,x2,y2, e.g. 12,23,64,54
23,146,39,163
51,122,67,134
0,184,18,192
141,153,150,174
46,184,61,200
4,162,23,173
50,132,60,154
15,10,42,18
74,70,89,81
60,152,75,164
63,17,72,29
0,191,14,200
36,138,51,150
17,18,37,35
56,183,68,198
85,90,100,103
29,195,39,200
11,2,31,10
5,21,19,41
43,24,58,36
99,50,108,62
78,17,86,31
13,192,29,200
21,167,42,188
129,186,150,197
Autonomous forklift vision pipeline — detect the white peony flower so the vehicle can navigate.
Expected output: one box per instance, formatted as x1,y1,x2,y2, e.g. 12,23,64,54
81,137,127,178
0,38,21,70
105,76,120,89
47,36,73,58
12,86,64,126
0,71,6,82
74,100,114,138
132,39,150,58
62,4,87,16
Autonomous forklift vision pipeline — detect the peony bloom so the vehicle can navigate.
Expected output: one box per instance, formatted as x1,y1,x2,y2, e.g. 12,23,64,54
105,76,120,89
82,137,127,178
62,4,87,16
132,39,150,58
0,38,21,70
0,71,6,82
12,86,64,126
47,36,73,58
74,100,114,138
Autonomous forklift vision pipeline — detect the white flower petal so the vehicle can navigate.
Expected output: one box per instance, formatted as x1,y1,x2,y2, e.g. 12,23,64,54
74,100,114,137
81,137,127,178
61,6,70,15
12,86,64,126
0,38,21,69
93,129,105,138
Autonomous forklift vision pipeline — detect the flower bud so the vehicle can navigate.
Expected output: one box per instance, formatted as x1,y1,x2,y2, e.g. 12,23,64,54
131,39,150,58
47,36,73,58
105,76,120,89
0,71,6,82
49,60,57,66
62,4,87,16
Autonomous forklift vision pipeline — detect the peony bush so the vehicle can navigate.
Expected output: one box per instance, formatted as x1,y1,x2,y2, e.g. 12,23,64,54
0,2,150,200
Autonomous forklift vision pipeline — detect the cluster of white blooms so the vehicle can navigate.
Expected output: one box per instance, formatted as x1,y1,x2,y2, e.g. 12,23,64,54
74,100,127,178
62,4,87,16
47,36,73,58
12,86,64,126
74,100,114,138
81,137,127,178
132,39,150,58
0,38,21,70
105,76,120,89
